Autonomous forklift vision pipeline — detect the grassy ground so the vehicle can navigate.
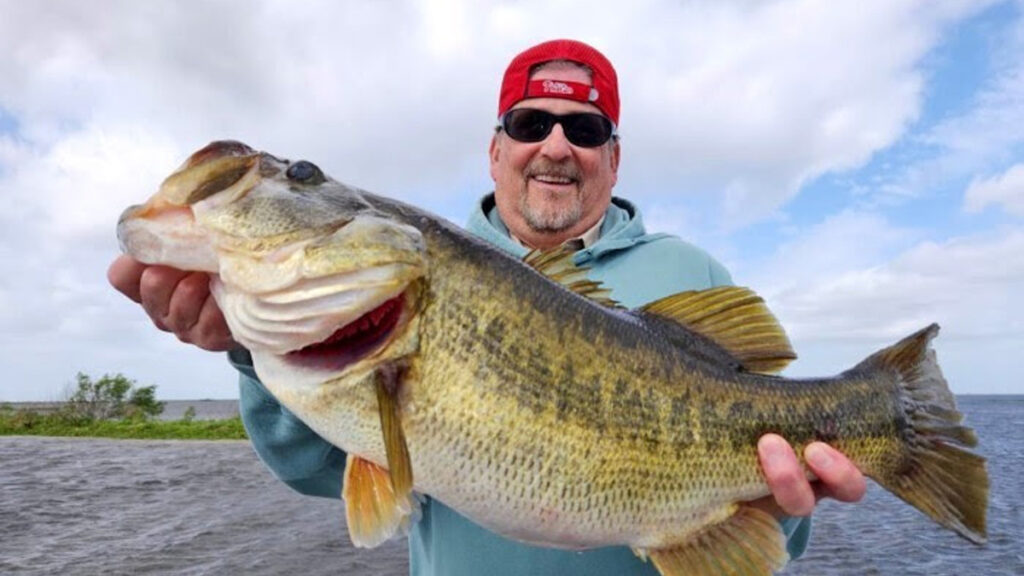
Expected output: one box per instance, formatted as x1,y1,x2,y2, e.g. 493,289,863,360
0,408,248,440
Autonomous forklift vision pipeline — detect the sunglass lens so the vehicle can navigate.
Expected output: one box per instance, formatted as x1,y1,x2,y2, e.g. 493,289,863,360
563,115,612,147
504,109,554,143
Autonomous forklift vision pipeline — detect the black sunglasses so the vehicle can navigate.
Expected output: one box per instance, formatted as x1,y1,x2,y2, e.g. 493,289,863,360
499,108,616,148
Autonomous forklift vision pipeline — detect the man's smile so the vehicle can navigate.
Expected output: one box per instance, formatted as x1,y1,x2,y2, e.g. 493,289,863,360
524,161,582,192
532,174,576,185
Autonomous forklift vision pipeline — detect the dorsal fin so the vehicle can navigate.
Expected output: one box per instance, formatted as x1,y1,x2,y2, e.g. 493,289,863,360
640,286,796,374
524,246,621,308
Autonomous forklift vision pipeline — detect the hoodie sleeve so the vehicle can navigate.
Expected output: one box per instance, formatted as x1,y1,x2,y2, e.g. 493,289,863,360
229,348,346,499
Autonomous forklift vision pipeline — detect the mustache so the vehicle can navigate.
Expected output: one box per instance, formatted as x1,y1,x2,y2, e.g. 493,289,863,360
524,160,581,181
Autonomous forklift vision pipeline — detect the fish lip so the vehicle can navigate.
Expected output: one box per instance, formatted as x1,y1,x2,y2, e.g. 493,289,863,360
116,203,219,272
148,141,264,211
183,140,258,169
117,204,144,225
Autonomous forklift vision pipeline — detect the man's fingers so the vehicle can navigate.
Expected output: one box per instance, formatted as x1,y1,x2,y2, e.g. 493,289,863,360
109,255,233,352
107,255,148,303
804,442,866,504
191,293,236,352
165,272,211,335
139,266,190,327
758,433,815,517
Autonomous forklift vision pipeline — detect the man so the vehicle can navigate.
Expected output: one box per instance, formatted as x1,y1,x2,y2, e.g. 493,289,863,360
109,39,865,574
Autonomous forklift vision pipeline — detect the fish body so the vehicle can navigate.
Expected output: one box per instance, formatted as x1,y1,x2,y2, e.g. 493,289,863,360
118,141,988,575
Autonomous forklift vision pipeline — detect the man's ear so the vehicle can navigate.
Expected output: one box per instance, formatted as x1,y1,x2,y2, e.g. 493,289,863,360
609,138,620,185
489,133,501,182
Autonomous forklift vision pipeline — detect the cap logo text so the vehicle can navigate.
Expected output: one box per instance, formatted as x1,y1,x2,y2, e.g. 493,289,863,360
542,80,575,95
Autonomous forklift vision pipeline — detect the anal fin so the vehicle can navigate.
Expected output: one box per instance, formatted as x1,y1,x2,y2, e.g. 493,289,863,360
635,505,789,576
342,454,418,548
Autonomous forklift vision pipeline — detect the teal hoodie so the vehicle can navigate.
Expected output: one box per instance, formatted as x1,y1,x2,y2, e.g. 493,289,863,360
231,194,810,575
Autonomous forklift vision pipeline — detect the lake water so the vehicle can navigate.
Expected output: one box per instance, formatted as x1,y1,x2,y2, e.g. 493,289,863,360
1,396,1020,575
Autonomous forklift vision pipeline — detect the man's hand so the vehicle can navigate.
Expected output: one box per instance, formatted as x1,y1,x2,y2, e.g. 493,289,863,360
108,254,237,352
751,433,867,518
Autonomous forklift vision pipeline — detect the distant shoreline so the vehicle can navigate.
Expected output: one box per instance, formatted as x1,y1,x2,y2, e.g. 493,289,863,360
1,399,241,421
1,399,246,440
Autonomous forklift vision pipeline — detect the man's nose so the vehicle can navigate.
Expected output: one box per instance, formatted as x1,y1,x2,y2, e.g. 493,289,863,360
539,123,573,161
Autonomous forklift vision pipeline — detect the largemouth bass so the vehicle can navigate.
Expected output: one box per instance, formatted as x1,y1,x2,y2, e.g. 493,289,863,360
117,141,988,576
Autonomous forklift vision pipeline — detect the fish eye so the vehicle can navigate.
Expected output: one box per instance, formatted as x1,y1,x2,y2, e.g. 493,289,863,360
286,160,325,184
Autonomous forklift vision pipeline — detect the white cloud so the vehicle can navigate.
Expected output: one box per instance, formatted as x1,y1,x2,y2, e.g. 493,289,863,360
0,0,993,221
765,227,1024,339
922,44,1024,165
617,0,994,228
964,163,1024,216
748,210,923,291
871,2,1024,208
24,127,180,241
748,223,1024,393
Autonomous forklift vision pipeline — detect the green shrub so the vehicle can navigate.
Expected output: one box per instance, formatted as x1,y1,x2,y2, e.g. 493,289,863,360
61,372,165,422
1,373,248,440
9,409,42,430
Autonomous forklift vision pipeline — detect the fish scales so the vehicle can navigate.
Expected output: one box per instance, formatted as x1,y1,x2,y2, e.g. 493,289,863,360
116,141,988,576
344,223,915,547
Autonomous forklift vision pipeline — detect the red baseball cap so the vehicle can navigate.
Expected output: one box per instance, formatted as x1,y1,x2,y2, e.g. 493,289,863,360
498,39,620,126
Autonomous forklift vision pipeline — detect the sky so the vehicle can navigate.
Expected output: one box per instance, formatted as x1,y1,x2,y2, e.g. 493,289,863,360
1,0,1022,401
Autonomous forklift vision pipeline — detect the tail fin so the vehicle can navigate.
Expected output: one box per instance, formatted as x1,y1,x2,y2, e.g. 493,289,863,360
853,323,988,544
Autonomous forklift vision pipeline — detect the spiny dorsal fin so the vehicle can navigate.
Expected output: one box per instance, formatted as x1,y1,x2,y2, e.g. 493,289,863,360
634,505,788,576
524,246,621,308
640,286,796,374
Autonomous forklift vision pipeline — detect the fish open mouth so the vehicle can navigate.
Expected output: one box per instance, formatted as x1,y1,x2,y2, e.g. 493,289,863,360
285,293,406,371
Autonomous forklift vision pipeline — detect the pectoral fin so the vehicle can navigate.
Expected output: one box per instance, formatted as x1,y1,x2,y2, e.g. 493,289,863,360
375,364,413,498
342,455,417,548
634,505,789,576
